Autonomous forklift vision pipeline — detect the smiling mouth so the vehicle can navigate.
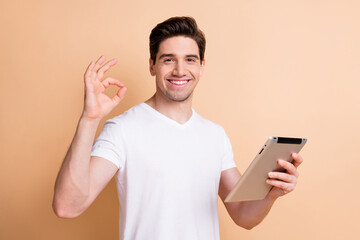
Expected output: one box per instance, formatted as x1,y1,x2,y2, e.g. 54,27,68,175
167,79,190,85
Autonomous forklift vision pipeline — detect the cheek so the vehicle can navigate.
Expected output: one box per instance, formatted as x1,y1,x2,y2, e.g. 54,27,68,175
190,68,202,78
161,67,175,78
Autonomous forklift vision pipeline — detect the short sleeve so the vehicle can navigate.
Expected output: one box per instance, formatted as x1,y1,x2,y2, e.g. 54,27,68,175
91,119,125,169
221,129,236,171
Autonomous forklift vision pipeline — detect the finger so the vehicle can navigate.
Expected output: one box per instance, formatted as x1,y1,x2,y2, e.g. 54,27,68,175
291,153,303,168
93,55,106,73
97,59,118,80
112,86,127,104
278,159,298,177
84,61,95,81
268,171,297,183
101,77,125,88
266,179,295,193
87,56,106,82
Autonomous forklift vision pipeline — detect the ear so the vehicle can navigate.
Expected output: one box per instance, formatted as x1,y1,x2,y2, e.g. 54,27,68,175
149,58,156,76
199,59,205,77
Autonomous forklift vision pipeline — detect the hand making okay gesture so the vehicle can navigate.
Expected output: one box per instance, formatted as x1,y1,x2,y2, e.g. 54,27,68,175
82,56,127,120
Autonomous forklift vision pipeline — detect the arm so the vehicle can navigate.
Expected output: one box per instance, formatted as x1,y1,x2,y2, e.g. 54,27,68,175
52,56,127,218
218,153,303,230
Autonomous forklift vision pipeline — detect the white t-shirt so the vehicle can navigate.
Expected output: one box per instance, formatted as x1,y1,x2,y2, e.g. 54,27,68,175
91,103,236,240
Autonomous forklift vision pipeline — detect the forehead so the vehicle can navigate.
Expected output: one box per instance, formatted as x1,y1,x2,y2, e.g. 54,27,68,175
157,36,199,57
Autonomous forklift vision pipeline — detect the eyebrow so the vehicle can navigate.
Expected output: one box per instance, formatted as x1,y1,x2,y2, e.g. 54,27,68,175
158,54,199,60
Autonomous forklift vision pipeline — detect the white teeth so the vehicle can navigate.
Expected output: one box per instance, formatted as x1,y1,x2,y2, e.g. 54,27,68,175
169,80,188,85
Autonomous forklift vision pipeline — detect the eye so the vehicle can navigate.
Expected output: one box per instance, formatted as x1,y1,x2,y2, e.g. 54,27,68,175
164,58,173,63
186,58,196,63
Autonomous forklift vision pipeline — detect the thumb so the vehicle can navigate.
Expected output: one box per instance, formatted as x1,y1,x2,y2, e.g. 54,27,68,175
112,86,127,105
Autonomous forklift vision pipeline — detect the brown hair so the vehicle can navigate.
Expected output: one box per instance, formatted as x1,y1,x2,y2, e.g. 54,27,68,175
149,16,206,64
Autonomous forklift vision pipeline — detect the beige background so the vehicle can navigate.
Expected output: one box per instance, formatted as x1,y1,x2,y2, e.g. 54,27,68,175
1,0,359,239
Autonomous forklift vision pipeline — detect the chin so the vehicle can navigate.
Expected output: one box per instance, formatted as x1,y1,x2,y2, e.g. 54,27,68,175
167,93,193,102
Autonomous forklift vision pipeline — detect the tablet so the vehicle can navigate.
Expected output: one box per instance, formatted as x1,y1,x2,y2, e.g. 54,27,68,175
224,137,307,202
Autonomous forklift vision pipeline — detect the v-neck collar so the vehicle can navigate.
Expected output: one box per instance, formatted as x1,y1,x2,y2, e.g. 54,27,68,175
140,102,196,128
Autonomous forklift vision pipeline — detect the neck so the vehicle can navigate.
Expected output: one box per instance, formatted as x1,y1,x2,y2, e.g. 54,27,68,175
145,93,193,124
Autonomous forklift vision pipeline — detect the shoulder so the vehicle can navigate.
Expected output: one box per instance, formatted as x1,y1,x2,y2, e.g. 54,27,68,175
105,103,146,126
193,111,227,135
97,104,142,139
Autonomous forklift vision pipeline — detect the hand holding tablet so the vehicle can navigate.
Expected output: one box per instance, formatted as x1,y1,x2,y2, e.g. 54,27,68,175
225,137,307,202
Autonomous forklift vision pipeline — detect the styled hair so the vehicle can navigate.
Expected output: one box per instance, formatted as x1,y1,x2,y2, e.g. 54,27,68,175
149,16,206,64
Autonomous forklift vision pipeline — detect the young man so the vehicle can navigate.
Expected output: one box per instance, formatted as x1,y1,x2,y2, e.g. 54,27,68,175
53,17,303,239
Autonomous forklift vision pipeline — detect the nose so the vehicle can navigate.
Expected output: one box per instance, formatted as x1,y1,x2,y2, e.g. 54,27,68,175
172,61,186,77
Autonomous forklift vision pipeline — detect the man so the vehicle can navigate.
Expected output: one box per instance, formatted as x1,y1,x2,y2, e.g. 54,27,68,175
53,16,303,239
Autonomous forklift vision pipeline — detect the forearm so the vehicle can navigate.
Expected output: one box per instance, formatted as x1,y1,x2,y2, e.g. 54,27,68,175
231,194,278,229
53,117,100,217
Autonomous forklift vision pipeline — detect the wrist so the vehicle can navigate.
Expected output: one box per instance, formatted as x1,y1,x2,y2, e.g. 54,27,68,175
266,191,280,203
78,115,101,129
80,110,103,123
